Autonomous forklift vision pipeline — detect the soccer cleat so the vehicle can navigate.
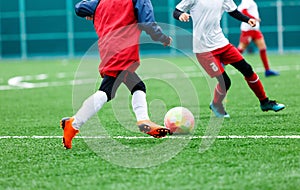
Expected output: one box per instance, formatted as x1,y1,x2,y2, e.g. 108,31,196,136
137,120,171,138
265,70,279,77
60,117,79,149
260,100,285,112
209,102,230,118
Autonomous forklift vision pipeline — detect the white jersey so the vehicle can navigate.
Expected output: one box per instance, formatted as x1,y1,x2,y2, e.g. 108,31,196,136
238,0,260,31
176,0,237,53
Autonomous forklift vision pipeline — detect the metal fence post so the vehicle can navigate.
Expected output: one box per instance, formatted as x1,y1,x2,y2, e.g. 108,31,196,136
0,11,2,59
168,0,176,56
66,0,75,58
19,0,27,59
276,0,284,54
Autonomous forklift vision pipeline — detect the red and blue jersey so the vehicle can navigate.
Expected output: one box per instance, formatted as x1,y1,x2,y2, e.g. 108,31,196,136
75,0,170,77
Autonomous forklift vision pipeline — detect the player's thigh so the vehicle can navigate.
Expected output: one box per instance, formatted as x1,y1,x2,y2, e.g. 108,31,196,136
253,38,267,50
100,75,117,91
99,75,121,100
221,44,244,65
239,31,251,46
196,53,224,77
238,42,249,50
123,71,145,93
252,31,266,49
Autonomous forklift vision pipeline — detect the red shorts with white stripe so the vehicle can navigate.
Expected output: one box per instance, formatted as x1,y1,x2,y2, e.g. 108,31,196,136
196,44,244,78
239,30,264,45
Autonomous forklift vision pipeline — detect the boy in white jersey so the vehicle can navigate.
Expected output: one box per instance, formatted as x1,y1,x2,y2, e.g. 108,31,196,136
237,0,279,77
173,0,285,118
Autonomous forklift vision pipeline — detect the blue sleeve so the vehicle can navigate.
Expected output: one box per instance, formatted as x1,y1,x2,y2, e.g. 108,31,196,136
133,0,170,43
75,0,99,17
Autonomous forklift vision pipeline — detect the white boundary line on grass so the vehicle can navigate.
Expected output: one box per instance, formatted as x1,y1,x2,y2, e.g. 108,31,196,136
1,135,300,139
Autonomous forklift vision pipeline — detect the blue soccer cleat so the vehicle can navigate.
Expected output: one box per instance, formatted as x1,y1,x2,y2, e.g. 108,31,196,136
209,102,230,118
260,100,285,112
265,70,279,77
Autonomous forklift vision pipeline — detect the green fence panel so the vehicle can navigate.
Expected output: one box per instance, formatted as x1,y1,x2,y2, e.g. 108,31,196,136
0,0,299,59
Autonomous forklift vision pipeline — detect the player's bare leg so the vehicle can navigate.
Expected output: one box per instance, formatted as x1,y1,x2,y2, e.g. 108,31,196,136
237,41,249,54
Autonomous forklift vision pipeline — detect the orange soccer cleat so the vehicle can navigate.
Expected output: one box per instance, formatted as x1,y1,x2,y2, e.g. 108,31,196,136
60,117,79,149
137,120,171,138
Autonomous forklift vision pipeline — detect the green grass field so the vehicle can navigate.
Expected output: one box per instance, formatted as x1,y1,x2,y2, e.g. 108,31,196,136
0,54,300,189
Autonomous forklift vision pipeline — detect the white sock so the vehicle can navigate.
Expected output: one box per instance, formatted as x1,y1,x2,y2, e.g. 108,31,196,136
132,90,150,121
72,91,108,130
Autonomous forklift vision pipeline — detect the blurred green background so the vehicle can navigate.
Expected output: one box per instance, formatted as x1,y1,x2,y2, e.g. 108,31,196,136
0,0,300,59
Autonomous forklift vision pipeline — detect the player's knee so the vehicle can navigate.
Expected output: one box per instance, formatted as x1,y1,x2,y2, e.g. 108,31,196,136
101,90,113,101
224,74,231,91
219,72,231,91
237,47,244,54
232,59,254,78
99,86,115,101
131,81,146,95
259,48,267,52
216,72,231,91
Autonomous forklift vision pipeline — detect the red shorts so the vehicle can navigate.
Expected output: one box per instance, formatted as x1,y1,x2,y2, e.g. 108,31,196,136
239,30,264,45
196,44,243,77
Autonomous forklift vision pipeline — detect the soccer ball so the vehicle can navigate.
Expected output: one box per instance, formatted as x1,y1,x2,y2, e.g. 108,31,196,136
164,107,195,134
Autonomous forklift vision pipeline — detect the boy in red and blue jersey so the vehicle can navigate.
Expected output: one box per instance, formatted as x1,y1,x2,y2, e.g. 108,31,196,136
60,0,172,149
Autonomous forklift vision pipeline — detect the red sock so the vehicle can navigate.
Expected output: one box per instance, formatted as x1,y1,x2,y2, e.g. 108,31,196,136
213,83,226,104
238,48,244,53
245,73,267,101
259,49,270,70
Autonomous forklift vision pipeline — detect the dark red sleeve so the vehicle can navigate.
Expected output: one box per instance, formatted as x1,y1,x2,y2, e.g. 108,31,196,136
241,9,256,19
